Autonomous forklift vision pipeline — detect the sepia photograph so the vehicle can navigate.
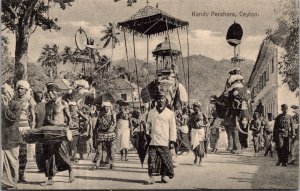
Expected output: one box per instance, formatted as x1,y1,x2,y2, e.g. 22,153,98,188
1,0,299,190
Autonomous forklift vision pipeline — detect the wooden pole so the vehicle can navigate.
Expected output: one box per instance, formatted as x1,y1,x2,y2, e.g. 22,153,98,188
133,32,142,110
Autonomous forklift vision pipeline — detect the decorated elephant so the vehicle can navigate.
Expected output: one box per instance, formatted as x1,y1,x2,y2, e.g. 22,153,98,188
212,86,251,154
141,69,188,111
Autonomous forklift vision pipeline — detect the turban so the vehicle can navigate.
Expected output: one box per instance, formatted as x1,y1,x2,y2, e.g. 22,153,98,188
193,102,202,107
16,80,30,90
46,82,61,92
154,91,171,103
68,101,77,106
102,101,112,107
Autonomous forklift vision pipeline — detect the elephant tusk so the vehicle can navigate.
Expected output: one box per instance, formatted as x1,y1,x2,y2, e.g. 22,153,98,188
235,116,248,135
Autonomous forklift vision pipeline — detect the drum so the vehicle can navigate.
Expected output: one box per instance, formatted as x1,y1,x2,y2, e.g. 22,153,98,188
23,125,73,144
97,132,116,142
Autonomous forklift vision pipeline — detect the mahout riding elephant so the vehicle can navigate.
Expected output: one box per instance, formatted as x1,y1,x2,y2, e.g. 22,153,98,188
213,86,251,154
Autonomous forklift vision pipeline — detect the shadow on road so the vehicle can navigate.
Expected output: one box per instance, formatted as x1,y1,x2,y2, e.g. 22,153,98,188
63,175,145,184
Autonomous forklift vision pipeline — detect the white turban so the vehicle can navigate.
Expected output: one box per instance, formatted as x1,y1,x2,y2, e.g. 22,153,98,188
102,101,112,107
16,80,30,90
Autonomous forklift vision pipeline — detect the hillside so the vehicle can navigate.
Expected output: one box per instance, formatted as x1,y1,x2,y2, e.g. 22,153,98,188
114,54,254,106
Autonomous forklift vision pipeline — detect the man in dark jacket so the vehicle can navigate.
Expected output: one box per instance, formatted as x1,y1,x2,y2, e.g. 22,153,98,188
273,104,295,167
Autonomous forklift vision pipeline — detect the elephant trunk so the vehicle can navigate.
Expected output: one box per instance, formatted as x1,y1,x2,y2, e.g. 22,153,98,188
235,116,248,135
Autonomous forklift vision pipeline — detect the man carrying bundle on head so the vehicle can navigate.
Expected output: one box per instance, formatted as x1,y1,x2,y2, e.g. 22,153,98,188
41,82,75,186
144,90,176,185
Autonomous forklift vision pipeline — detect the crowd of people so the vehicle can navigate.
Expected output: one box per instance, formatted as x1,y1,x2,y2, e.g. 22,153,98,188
1,76,299,189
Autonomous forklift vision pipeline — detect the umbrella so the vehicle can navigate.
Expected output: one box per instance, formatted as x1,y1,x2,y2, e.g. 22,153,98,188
92,92,122,105
131,130,150,169
117,5,188,37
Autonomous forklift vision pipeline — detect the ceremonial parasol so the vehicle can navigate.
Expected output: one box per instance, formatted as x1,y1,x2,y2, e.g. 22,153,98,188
117,5,188,37
92,92,122,105
118,3,191,169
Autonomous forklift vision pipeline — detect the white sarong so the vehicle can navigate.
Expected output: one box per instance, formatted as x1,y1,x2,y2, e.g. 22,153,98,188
191,128,205,149
116,119,130,152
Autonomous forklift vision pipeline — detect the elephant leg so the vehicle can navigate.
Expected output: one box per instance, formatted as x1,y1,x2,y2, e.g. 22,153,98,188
231,128,241,154
225,125,233,151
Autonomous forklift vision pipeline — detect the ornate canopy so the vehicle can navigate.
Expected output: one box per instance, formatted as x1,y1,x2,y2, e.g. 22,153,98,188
117,5,189,37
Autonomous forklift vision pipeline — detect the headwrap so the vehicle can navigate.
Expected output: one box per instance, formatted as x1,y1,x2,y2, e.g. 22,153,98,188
102,101,112,107
15,80,32,101
193,102,202,107
68,101,77,106
46,82,61,92
16,80,30,90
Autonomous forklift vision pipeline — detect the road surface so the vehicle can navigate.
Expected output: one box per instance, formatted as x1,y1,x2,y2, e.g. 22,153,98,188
17,148,298,190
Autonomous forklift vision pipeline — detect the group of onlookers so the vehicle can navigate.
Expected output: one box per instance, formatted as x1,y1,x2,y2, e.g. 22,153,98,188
249,104,298,167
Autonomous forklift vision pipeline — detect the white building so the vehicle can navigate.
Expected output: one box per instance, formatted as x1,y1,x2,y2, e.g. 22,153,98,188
114,79,142,108
248,40,298,116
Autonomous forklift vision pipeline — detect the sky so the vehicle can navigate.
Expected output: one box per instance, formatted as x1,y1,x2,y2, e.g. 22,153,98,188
4,0,281,63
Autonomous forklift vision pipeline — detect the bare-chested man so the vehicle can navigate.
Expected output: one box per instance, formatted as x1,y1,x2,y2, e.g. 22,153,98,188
41,82,75,186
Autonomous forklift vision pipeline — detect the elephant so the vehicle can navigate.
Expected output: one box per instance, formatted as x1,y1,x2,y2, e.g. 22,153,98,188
141,70,188,111
213,86,251,154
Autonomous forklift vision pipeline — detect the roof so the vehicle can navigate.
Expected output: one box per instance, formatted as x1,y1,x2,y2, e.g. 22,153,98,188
152,37,181,56
115,79,138,90
117,5,189,37
247,39,275,87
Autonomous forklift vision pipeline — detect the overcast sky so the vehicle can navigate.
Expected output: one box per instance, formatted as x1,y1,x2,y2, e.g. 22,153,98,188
4,0,280,63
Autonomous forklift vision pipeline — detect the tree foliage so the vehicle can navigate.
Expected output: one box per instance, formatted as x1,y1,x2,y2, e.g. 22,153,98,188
266,0,299,95
1,0,74,83
38,44,62,79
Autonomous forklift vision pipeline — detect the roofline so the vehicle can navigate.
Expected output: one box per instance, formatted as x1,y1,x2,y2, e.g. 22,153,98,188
247,39,267,87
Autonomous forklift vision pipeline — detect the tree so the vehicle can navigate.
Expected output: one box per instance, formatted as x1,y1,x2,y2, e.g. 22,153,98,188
266,0,299,95
38,44,61,79
1,36,14,84
100,23,120,67
1,0,74,84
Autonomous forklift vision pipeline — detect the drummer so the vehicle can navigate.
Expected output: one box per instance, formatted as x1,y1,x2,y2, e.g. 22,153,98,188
41,82,75,186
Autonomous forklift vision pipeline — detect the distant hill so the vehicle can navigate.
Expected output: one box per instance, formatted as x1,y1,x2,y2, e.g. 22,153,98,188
114,54,254,107
54,54,254,107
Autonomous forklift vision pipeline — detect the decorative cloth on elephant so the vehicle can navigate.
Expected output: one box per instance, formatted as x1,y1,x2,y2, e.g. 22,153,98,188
223,74,244,96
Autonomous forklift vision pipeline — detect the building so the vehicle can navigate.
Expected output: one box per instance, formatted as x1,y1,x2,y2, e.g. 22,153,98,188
248,40,298,116
114,78,142,108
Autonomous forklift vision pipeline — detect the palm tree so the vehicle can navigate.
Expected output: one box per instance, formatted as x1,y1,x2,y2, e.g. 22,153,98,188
38,44,61,79
100,22,120,67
